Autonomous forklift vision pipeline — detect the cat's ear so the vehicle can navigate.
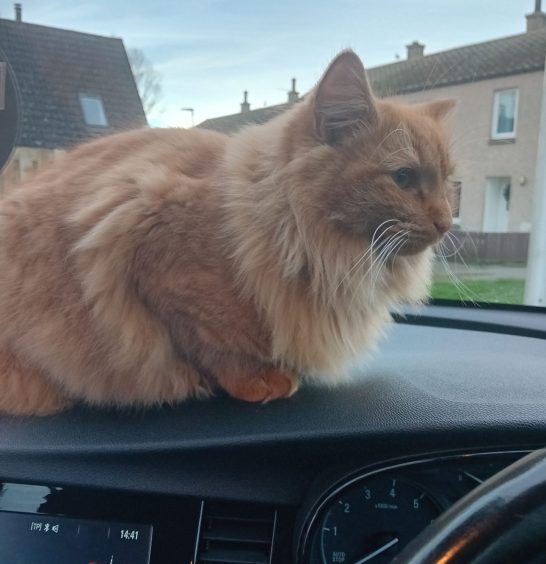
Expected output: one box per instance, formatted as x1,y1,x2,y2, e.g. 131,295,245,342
313,50,378,145
424,99,456,121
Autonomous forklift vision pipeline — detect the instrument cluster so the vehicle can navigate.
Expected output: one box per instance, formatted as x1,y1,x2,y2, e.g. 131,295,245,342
297,451,526,563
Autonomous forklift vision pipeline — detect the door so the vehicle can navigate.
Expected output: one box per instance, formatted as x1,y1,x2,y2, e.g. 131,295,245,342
483,177,510,232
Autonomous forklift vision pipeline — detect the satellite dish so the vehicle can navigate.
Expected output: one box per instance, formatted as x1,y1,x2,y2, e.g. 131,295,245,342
0,49,21,173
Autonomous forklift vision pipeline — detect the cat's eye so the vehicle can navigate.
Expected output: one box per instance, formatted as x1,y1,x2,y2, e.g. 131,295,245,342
392,168,416,190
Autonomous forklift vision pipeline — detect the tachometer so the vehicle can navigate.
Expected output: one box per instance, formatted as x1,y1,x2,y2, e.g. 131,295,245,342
319,475,441,564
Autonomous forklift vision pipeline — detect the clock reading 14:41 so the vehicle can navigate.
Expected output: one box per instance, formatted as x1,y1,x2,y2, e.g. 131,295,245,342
120,529,140,541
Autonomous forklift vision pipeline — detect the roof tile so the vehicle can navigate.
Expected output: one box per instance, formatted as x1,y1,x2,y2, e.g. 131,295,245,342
199,30,546,135
0,18,147,149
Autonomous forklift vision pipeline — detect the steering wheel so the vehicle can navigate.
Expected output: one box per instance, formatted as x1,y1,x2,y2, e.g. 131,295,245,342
392,447,546,563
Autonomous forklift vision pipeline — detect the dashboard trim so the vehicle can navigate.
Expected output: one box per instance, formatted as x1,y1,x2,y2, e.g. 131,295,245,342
270,509,279,564
192,500,204,564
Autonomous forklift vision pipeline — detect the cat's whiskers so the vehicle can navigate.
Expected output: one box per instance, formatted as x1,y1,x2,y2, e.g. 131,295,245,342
389,233,408,273
333,219,400,298
434,235,464,259
358,221,403,291
368,231,409,303
435,242,479,304
375,125,418,166
379,146,418,166
444,231,474,275
348,229,406,308
372,231,409,286
386,230,409,269
424,58,466,92
347,243,387,308
330,245,374,301
422,58,440,93
370,127,411,160
446,229,478,264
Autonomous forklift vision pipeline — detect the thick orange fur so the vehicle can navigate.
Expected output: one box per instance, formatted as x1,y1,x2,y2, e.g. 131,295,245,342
0,51,454,414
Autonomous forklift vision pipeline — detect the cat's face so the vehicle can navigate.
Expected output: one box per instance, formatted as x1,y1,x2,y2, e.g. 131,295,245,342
301,51,455,257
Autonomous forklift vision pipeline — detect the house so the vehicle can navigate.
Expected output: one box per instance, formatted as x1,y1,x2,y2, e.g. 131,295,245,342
198,78,301,134
0,4,147,192
199,4,546,247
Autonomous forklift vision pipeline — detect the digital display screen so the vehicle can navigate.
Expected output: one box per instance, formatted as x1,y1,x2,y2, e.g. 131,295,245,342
0,511,153,563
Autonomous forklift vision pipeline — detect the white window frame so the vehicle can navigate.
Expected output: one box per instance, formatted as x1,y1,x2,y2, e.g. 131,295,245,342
491,88,518,140
79,94,108,127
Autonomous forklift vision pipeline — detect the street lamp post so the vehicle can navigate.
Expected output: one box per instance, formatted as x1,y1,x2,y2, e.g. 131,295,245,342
180,107,194,127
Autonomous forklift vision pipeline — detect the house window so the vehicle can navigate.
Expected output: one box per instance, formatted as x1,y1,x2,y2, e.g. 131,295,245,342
79,95,108,126
451,181,462,220
491,89,518,139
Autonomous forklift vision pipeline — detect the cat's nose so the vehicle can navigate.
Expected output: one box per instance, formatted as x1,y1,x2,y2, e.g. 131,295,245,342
434,219,451,235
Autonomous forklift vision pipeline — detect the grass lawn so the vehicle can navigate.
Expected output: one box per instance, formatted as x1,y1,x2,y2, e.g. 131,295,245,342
431,278,525,304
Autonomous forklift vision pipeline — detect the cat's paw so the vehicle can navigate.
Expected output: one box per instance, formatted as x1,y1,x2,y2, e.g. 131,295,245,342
220,368,299,403
252,369,299,403
0,348,73,416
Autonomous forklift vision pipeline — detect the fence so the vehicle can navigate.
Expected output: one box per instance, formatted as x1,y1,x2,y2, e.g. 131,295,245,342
447,231,529,263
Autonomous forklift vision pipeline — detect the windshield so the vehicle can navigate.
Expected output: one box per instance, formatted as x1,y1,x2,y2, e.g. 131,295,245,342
0,0,544,308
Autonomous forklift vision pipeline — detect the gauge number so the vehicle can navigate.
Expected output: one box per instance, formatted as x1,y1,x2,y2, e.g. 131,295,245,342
320,476,441,564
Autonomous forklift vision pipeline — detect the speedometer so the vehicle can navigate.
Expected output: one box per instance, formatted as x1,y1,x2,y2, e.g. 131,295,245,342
319,475,441,564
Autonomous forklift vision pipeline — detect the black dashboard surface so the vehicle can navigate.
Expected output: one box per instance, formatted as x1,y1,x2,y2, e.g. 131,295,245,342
0,305,544,563
0,305,544,507
0,306,545,451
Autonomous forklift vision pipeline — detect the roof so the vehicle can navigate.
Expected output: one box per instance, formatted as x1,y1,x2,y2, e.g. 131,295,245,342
368,29,546,97
0,18,147,150
198,29,546,135
198,103,291,135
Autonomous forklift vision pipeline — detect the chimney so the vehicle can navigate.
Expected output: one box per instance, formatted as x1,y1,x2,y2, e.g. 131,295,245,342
240,90,250,113
526,0,546,32
406,41,425,60
14,3,22,22
287,78,299,104
406,41,425,61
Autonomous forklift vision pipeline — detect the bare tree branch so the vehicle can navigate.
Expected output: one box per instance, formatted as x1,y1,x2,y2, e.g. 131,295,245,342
128,48,162,116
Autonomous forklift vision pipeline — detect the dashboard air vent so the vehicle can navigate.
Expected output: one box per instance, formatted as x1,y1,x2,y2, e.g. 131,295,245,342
193,501,277,564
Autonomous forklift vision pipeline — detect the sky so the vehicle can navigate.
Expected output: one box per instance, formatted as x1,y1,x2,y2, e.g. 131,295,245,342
0,0,536,127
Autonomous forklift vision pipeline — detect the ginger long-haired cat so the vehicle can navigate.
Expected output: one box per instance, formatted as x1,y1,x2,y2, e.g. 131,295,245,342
0,50,454,415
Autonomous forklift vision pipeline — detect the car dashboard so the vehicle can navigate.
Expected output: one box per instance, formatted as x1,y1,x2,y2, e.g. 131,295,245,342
0,304,545,563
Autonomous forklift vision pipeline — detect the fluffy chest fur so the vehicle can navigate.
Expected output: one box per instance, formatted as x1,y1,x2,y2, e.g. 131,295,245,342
221,122,434,376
